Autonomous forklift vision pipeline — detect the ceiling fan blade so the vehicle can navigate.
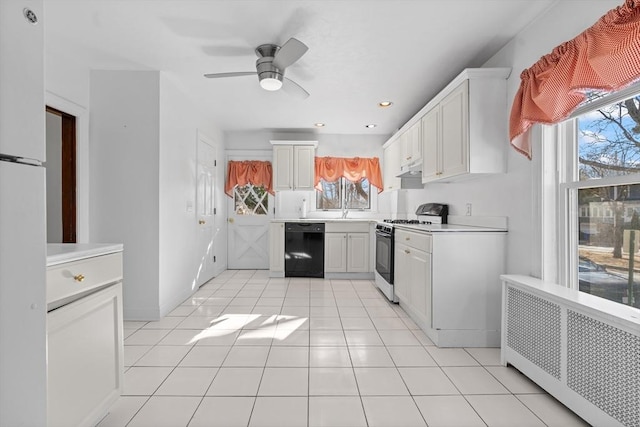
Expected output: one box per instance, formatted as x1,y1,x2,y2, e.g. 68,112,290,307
282,77,309,99
204,71,256,79
272,38,308,70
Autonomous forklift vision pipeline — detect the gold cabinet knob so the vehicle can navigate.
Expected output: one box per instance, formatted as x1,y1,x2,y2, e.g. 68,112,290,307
199,220,206,225
74,274,85,282
404,249,410,254
405,237,410,240
228,218,235,224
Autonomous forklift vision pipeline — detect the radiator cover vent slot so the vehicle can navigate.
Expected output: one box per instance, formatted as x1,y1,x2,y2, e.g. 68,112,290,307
506,287,562,379
567,310,640,427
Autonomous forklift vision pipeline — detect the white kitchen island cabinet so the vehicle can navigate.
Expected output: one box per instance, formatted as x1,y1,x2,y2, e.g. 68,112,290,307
394,227,506,347
46,244,124,427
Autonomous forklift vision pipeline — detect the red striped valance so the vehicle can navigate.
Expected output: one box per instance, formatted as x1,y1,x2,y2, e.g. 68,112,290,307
225,160,274,197
510,0,640,159
314,156,384,193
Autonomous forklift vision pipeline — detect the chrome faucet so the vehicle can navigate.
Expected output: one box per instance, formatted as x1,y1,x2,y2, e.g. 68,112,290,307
341,209,349,219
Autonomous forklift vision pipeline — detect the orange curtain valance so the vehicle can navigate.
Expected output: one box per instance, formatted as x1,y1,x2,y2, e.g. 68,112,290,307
314,156,384,193
225,160,274,197
510,0,640,159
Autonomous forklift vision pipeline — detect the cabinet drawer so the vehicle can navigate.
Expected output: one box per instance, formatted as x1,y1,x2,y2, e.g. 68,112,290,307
325,221,370,233
47,253,123,310
395,229,431,252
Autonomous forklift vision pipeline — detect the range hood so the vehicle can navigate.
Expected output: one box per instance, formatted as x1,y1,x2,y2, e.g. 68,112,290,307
396,161,422,178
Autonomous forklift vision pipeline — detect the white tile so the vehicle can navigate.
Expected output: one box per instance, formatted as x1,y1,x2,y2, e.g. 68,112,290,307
334,298,363,307
252,306,282,315
123,367,172,395
442,367,510,394
179,346,230,367
400,317,422,330
276,315,309,330
310,306,340,317
258,367,308,396
341,317,376,330
279,306,310,317
256,297,284,306
124,329,172,346
193,329,240,346
127,396,200,427
309,367,359,395
190,305,225,317
235,328,275,346
377,329,421,346
266,346,309,367
371,317,409,330
349,346,394,367
309,396,367,427
272,329,309,346
309,347,352,367
283,297,310,307
124,321,148,330
361,298,388,307
189,397,255,427
466,394,546,427
486,366,545,394
397,367,459,395
465,347,502,366
155,367,217,396
386,346,437,367
413,395,485,427
361,396,427,427
309,317,343,330
134,345,190,367
353,367,409,395
337,306,368,317
310,330,347,346
167,305,196,317
176,316,217,330
344,330,384,346
242,315,279,329
310,297,337,307
411,329,435,346
158,329,202,346
141,316,185,329
249,397,308,427
96,396,147,427
517,394,590,427
206,367,263,396
426,347,479,366
364,306,399,318
223,346,270,367
124,345,152,367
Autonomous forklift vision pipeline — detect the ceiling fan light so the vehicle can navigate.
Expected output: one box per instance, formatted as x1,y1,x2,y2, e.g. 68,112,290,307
260,77,283,91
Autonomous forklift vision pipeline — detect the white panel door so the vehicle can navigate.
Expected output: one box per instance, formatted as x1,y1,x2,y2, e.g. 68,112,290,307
196,133,217,285
324,232,347,273
440,80,469,179
347,232,370,272
227,153,274,269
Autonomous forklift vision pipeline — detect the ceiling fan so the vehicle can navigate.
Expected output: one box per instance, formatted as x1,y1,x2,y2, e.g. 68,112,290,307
204,37,310,99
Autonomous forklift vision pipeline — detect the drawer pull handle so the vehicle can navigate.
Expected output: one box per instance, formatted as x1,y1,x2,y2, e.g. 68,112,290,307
405,237,410,240
74,274,85,282
405,249,410,254
199,220,206,225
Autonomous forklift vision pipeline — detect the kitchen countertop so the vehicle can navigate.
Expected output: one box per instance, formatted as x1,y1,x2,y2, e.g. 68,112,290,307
271,218,379,223
394,223,507,233
47,243,124,266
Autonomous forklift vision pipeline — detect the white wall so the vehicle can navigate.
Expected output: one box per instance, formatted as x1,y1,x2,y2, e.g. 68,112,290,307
90,70,162,319
399,0,620,275
225,131,389,219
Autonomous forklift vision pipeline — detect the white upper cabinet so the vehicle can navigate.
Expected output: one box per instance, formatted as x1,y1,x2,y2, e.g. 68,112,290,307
271,141,317,191
400,121,422,167
421,69,509,183
0,0,44,160
382,141,402,191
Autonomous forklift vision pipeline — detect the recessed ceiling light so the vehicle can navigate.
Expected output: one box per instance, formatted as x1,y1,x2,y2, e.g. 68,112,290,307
365,124,377,128
378,101,393,107
314,123,326,127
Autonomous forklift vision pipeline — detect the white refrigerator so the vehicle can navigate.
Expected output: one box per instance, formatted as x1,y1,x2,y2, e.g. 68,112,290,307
0,0,47,425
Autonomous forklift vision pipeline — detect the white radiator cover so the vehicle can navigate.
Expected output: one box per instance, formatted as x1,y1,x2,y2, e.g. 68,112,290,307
501,275,640,427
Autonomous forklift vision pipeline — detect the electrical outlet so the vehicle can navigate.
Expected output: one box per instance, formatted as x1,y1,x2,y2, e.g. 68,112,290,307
466,203,472,216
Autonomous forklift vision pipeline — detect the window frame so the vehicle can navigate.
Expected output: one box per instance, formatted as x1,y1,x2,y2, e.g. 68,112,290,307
315,177,374,211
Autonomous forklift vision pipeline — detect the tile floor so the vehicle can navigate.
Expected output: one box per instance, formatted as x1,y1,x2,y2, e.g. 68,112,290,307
99,270,589,427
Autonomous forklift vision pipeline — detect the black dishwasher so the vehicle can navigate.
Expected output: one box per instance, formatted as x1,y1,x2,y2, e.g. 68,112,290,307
285,222,325,278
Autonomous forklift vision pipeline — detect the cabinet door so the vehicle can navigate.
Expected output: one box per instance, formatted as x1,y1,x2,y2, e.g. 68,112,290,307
269,222,285,273
421,107,439,183
347,232,369,272
0,0,44,161
408,248,431,327
293,145,315,190
393,242,410,303
273,145,293,190
408,121,422,164
383,142,401,191
324,233,347,272
440,81,469,179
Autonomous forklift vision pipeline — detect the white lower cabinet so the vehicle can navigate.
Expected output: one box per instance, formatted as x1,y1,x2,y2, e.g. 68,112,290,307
46,251,124,427
324,222,370,275
394,227,506,347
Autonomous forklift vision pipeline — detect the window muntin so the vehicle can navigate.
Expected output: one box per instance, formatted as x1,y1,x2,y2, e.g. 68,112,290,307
233,184,268,215
316,178,370,210
565,93,640,309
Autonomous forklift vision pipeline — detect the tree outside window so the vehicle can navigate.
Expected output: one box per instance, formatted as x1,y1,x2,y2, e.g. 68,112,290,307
316,178,370,210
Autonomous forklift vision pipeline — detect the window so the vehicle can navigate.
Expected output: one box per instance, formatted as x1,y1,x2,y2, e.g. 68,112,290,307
316,177,370,210
233,184,268,215
560,92,640,309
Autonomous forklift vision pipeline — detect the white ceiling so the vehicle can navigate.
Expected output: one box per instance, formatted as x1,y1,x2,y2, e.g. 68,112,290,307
45,0,555,137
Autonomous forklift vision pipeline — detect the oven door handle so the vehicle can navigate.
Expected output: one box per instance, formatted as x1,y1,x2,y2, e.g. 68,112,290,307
375,230,392,238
